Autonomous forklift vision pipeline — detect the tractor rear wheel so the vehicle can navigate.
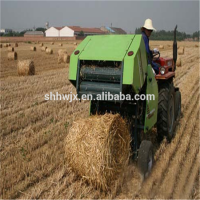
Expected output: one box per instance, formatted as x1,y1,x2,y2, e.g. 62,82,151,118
175,90,181,120
138,140,154,180
157,81,175,142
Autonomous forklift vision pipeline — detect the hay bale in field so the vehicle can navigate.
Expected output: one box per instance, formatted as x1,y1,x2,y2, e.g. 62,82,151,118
8,43,11,46
195,44,199,47
178,46,185,55
58,53,69,63
74,42,77,45
59,43,63,46
15,43,18,47
8,52,17,60
63,54,70,63
30,46,36,51
39,43,43,47
176,58,182,67
46,48,53,54
8,47,14,52
51,42,54,45
159,45,164,49
17,60,35,76
41,46,47,52
65,113,131,190
3,44,8,47
58,49,68,63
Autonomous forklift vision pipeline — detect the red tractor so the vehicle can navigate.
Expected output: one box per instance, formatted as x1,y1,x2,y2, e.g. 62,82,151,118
153,25,181,142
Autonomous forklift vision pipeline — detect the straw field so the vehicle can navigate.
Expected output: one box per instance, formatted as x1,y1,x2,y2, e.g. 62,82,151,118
0,40,199,199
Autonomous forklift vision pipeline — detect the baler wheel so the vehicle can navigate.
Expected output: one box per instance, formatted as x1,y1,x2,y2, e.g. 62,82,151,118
138,140,154,180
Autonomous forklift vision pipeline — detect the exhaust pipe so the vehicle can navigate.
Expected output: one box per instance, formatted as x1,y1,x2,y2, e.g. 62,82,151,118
173,25,178,70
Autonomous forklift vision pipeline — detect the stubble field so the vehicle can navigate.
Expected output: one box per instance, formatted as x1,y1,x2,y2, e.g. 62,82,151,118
0,40,199,199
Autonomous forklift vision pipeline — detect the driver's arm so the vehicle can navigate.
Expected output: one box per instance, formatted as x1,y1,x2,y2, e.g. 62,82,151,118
142,34,153,60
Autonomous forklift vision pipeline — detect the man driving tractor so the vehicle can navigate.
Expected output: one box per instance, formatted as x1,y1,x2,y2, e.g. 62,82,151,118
141,19,160,74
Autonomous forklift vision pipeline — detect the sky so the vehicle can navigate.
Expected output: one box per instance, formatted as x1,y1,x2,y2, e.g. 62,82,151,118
0,0,199,34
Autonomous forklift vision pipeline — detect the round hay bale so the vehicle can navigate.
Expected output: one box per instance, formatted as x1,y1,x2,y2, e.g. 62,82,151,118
195,44,199,47
8,47,14,52
17,60,35,76
15,43,18,47
8,43,11,46
57,49,68,63
178,46,185,55
63,53,70,63
46,48,53,54
3,44,8,47
8,52,17,60
51,42,54,45
41,46,47,52
59,43,63,46
39,43,43,47
159,45,164,49
30,46,36,51
65,113,131,190
176,58,182,67
74,42,77,45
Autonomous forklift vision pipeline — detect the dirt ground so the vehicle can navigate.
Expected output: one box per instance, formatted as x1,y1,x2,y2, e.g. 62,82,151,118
0,40,199,199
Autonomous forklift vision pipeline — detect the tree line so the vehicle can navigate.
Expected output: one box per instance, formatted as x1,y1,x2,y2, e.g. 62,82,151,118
135,28,200,41
0,28,46,37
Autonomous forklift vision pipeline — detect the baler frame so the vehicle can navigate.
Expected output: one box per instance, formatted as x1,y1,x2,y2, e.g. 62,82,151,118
68,26,181,179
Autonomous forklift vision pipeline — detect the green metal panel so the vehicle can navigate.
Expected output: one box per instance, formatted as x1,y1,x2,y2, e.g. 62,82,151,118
69,34,149,95
139,37,148,81
79,35,135,61
144,65,158,133
123,35,147,94
69,36,92,81
123,35,137,88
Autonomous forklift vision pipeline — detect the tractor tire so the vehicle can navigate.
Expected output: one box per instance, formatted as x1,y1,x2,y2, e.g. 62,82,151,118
138,140,154,180
157,81,175,142
175,90,181,120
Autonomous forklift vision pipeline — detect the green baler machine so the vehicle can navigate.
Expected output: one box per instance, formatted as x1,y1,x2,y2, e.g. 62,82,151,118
69,35,158,131
68,30,181,178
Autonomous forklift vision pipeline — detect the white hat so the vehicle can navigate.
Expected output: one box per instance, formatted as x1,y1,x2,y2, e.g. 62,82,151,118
142,19,156,31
